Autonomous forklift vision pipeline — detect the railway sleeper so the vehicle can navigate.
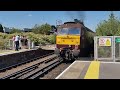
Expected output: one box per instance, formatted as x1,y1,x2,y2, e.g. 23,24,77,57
29,60,63,79
1,54,57,79
18,58,60,79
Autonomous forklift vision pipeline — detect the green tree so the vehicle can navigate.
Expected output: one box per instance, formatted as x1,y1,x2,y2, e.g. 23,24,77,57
10,28,22,34
32,24,41,34
40,23,51,34
96,12,120,36
0,24,4,33
32,23,51,35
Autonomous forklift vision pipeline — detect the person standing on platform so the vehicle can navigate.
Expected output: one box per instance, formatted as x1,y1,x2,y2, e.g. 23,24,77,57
15,35,20,51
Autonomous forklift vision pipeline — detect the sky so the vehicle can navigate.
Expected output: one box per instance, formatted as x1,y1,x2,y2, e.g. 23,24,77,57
0,11,120,31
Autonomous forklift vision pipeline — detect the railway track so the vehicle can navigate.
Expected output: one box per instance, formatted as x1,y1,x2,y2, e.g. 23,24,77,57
0,51,54,72
0,54,63,79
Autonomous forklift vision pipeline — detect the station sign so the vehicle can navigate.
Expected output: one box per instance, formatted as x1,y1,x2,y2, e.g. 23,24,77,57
115,38,120,43
99,38,111,46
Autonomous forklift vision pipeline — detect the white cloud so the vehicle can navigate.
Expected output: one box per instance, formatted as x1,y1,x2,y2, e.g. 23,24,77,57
28,14,32,17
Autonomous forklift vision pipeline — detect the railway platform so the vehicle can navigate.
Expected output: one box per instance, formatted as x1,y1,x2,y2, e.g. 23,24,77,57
0,49,33,56
0,44,55,56
56,60,120,79
0,47,54,71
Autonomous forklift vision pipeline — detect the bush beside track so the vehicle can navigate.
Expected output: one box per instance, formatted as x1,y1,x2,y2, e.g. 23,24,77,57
0,32,56,49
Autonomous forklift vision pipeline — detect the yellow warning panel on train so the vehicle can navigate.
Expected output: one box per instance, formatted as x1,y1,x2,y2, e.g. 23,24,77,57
56,35,80,45
99,38,111,46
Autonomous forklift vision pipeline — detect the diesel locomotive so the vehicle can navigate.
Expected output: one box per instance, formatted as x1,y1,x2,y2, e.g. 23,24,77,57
54,19,95,61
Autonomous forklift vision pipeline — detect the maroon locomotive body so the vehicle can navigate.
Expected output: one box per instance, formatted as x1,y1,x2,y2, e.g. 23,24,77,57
55,19,95,61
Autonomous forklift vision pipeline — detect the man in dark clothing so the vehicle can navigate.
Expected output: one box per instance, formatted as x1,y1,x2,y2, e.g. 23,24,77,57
21,36,28,49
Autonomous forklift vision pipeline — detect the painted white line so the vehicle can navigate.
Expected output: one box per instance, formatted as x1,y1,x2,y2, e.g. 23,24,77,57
56,60,120,79
55,61,77,79
55,60,94,79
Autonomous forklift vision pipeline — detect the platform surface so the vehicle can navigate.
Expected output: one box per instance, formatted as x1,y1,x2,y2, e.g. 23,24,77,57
0,49,34,56
56,61,120,79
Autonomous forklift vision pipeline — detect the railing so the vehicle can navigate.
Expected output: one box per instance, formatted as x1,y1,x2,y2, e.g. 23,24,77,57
0,39,35,50
94,36,120,62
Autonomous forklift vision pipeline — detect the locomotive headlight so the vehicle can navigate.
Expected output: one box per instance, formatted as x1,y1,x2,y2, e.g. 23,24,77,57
60,48,63,51
69,45,72,47
75,45,79,49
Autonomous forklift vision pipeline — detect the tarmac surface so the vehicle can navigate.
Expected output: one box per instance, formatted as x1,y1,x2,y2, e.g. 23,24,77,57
56,61,120,79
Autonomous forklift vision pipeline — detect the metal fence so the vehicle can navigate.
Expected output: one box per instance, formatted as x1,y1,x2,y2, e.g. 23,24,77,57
94,36,120,62
0,39,35,50
114,36,120,61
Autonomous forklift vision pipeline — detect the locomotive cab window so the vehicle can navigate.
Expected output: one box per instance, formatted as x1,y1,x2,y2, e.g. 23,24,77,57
68,28,81,35
58,28,81,35
57,28,68,35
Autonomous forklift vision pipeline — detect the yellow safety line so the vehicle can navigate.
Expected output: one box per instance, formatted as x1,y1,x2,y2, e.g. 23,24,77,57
84,61,100,79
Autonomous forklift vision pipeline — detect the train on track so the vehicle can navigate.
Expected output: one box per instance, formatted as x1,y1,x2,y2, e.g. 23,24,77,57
54,19,95,61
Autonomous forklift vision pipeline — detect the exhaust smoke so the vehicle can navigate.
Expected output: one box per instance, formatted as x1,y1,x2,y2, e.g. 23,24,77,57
65,11,85,22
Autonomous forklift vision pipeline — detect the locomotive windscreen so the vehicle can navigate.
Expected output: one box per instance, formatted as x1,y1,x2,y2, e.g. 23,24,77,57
57,28,81,35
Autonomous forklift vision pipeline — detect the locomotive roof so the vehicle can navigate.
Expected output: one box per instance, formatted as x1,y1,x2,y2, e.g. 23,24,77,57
64,22,76,24
60,21,95,33
84,26,95,33
64,21,84,25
